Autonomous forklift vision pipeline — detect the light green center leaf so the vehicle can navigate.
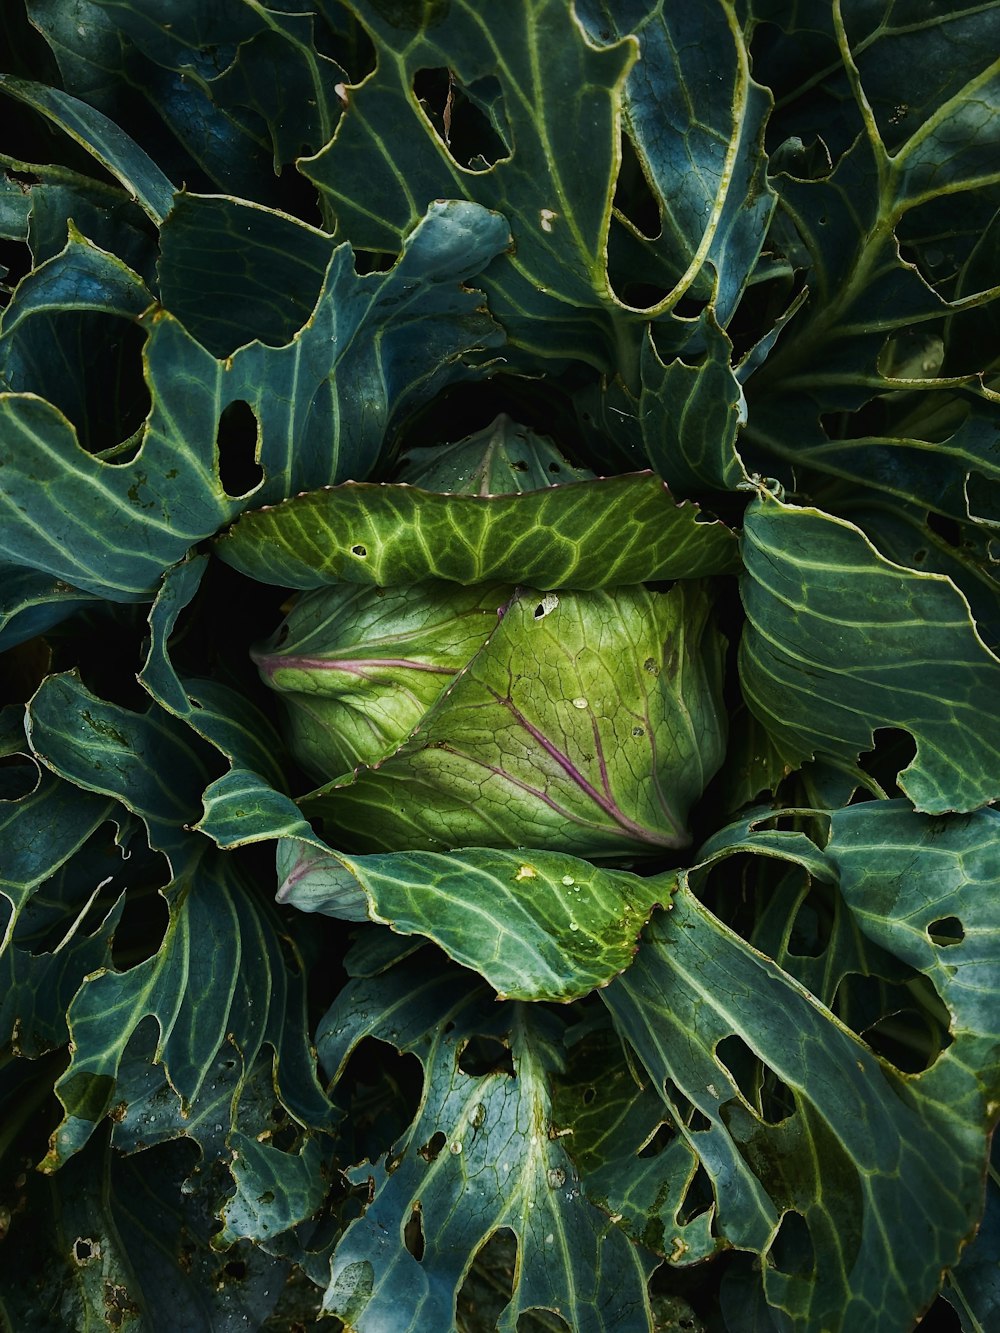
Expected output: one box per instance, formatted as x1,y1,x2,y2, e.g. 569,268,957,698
217,470,740,591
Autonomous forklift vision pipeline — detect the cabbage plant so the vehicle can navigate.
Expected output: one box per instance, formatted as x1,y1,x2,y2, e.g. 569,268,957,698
1,3,999,1331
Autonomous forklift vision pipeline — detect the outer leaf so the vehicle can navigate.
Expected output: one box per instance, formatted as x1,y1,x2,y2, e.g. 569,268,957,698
743,11,1000,529
25,672,216,866
95,0,347,169
945,1136,1000,1331
0,198,508,600
0,73,174,222
578,0,776,324
0,756,122,1056
318,958,657,1331
398,413,598,492
276,840,672,1002
0,566,100,652
576,316,751,495
550,1021,717,1264
308,582,727,859
194,767,328,853
27,0,285,207
156,191,336,358
302,0,641,371
217,470,739,591
42,847,333,1169
1,824,135,1058
0,1119,291,1332
604,874,992,1332
739,495,1000,812
218,1132,332,1249
139,555,289,791
0,225,152,456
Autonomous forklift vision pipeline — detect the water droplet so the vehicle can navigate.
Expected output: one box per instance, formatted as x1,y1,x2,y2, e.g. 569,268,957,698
547,1167,567,1188
545,1232,555,1245
569,922,579,932
572,697,588,709
561,875,575,886
450,1141,463,1154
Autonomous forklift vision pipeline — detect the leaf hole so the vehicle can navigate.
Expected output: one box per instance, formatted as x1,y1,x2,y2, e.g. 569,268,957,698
412,68,511,171
928,916,964,947
457,1229,517,1329
110,881,170,970
351,544,368,558
216,399,264,499
532,593,558,619
638,1121,674,1159
582,1086,597,1105
74,1237,99,1264
223,1259,247,1280
419,1130,447,1162
768,1209,814,1278
403,1204,425,1261
7,312,150,458
663,1079,702,1128
457,1035,514,1078
688,1108,712,1133
715,1036,792,1124
331,1038,425,1156
862,1005,953,1073
678,1163,714,1225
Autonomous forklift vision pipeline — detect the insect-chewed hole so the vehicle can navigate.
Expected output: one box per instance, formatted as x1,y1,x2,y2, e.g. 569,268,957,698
768,1209,815,1278
715,1035,792,1125
403,1204,425,1261
73,1237,99,1264
412,68,511,170
350,544,368,557
419,1130,447,1163
456,1229,518,1329
457,1035,514,1078
638,1121,674,1159
862,1005,953,1074
216,399,264,498
927,915,964,947
678,1163,714,1225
